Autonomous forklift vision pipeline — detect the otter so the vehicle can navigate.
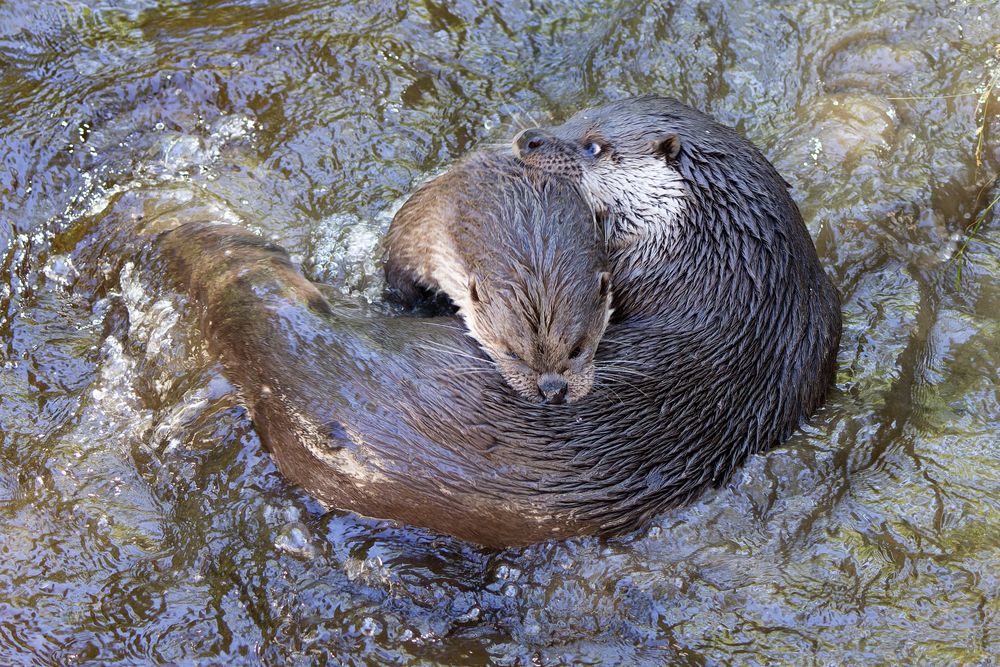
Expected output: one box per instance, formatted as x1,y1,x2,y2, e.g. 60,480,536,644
156,95,841,548
513,96,814,321
383,152,612,404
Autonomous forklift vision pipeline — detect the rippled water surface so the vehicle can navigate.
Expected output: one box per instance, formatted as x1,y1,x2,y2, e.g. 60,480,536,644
1,0,999,664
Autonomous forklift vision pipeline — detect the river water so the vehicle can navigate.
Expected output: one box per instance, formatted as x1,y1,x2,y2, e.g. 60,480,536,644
1,0,998,664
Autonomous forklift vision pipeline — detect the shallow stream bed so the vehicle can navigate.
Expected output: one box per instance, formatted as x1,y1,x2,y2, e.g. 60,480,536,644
1,1,999,664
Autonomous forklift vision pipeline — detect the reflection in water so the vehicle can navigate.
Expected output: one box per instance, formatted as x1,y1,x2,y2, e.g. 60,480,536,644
1,0,998,663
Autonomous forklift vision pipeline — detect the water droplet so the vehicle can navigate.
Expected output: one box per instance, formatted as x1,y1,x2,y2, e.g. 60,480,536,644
457,607,480,622
495,562,522,581
359,616,381,636
274,521,316,559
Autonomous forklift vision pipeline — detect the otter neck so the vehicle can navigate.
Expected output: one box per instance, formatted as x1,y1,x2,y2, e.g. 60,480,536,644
582,158,690,253
596,179,693,318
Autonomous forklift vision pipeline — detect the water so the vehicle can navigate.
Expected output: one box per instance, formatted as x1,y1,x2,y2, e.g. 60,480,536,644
1,0,998,664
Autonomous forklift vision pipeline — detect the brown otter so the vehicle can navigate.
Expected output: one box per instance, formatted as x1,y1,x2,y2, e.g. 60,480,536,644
156,96,841,548
513,96,813,321
383,151,612,404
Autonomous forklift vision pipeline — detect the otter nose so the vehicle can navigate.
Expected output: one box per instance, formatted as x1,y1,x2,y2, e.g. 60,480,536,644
537,373,568,405
514,128,550,156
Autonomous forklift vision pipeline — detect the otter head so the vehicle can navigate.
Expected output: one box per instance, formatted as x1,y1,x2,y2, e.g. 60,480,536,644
512,97,691,251
463,267,612,405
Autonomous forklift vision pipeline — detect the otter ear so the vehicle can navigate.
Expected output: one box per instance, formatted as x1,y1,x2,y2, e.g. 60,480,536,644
651,133,681,161
597,271,612,300
469,274,489,305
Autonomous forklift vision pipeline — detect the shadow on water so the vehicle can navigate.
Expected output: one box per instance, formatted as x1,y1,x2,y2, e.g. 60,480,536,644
0,0,998,664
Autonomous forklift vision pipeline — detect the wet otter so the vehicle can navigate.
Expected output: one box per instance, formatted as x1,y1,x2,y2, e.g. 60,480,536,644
157,96,841,548
384,152,612,404
514,96,818,321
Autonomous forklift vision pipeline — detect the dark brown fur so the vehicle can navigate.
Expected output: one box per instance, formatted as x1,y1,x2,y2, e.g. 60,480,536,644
157,97,842,548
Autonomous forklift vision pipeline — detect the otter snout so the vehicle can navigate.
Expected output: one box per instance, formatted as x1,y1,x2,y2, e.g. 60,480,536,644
514,128,553,157
537,372,569,404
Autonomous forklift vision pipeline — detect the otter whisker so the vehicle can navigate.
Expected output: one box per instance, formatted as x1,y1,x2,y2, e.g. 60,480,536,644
594,358,652,367
412,338,479,352
595,368,655,387
597,375,651,399
500,96,540,131
412,342,494,365
417,349,492,365
449,370,500,379
477,142,508,151
417,321,467,332
591,377,627,407
595,358,654,366
412,339,480,355
448,366,498,374
594,366,659,382
594,365,659,381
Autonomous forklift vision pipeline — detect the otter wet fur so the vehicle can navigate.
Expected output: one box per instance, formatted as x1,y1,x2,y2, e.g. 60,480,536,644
156,96,841,548
383,151,612,404
513,95,835,325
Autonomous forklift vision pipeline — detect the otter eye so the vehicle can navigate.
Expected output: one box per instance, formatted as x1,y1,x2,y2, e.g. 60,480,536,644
506,350,522,362
583,141,603,157
569,344,585,360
